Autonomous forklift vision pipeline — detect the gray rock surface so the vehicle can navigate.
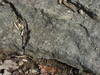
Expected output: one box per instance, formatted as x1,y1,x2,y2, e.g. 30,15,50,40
0,0,100,74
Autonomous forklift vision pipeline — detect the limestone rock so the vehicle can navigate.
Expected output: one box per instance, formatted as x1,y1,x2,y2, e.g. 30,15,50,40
0,0,100,74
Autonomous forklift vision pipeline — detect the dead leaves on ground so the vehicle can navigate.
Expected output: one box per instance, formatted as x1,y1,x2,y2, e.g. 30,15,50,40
0,50,62,75
0,50,94,75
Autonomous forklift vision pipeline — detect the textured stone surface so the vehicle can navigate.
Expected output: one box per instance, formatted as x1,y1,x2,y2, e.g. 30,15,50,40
0,0,100,74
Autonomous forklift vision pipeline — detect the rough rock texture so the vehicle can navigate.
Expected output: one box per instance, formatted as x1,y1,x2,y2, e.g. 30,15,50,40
0,0,100,74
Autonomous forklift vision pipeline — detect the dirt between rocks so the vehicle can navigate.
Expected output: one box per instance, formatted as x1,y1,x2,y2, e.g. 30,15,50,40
0,50,94,75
